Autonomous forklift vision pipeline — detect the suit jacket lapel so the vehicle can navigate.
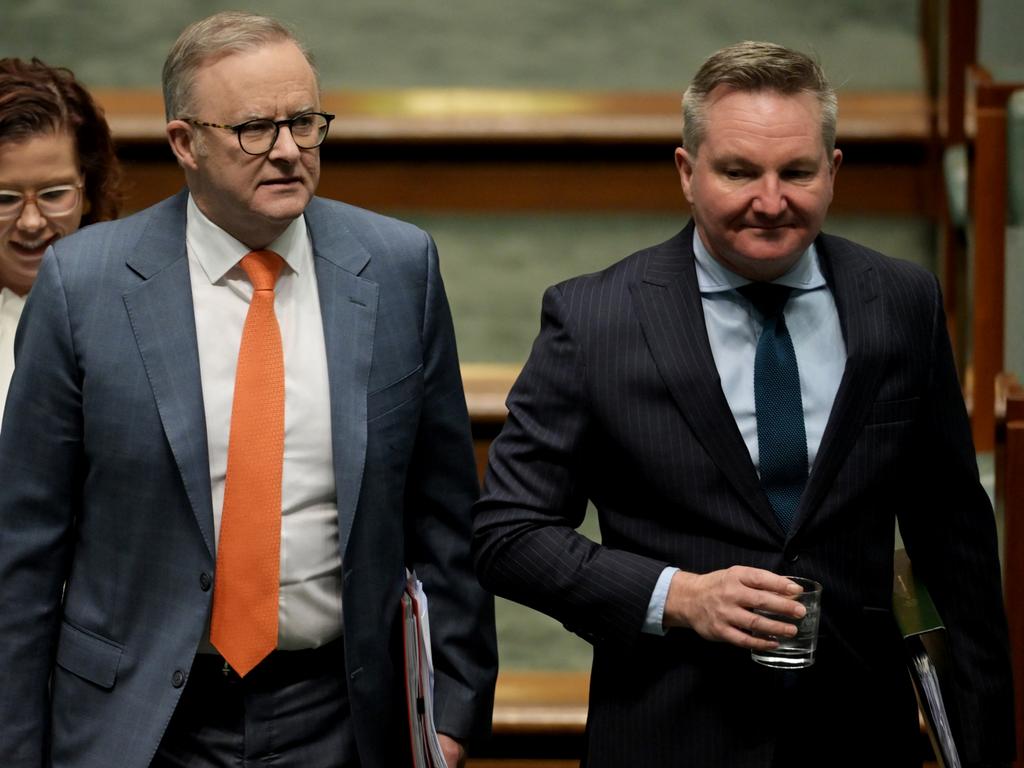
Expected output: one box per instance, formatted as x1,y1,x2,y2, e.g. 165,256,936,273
630,224,783,538
305,199,378,557
791,235,887,535
122,191,216,555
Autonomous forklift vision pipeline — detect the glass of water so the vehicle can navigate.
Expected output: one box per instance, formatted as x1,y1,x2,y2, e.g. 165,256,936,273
750,576,823,669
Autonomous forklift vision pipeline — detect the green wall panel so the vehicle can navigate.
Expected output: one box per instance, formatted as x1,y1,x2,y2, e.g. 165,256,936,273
3,1,921,91
406,211,935,364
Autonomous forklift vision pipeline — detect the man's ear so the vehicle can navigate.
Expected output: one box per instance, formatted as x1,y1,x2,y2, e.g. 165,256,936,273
166,120,200,171
826,148,843,202
674,147,695,204
830,148,843,177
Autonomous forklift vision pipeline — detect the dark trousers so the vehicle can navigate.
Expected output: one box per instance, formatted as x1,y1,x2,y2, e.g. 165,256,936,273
151,638,358,768
769,666,920,768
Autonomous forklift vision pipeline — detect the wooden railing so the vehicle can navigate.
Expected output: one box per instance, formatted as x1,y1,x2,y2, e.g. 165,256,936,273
93,88,935,218
469,671,588,767
997,378,1024,768
964,69,1024,450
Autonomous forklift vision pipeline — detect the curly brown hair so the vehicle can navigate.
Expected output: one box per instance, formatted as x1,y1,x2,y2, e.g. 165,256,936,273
0,57,121,224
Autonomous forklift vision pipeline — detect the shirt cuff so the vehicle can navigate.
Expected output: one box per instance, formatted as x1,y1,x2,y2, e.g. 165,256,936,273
642,566,679,635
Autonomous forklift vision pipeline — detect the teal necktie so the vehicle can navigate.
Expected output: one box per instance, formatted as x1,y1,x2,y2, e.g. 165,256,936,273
738,283,808,530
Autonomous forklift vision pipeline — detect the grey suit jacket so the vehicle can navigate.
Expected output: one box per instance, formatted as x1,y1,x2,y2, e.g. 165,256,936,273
0,190,497,768
473,223,1014,767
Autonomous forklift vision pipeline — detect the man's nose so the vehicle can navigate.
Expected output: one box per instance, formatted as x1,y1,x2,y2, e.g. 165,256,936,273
268,125,301,162
750,175,787,217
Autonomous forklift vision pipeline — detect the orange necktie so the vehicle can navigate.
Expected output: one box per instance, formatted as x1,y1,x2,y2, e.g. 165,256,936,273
210,249,285,677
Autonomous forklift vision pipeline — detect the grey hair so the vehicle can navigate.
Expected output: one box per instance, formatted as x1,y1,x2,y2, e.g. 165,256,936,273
162,11,318,121
682,41,837,158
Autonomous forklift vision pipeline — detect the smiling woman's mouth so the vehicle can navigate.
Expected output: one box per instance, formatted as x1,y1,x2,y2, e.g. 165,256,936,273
8,236,56,257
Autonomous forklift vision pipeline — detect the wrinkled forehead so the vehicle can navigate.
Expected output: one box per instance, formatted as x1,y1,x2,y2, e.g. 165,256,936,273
190,41,319,114
701,87,826,151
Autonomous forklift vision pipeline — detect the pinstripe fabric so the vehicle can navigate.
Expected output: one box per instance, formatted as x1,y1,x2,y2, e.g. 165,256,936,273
473,223,1014,767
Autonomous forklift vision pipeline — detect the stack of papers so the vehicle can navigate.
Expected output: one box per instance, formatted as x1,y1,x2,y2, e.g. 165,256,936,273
401,570,447,768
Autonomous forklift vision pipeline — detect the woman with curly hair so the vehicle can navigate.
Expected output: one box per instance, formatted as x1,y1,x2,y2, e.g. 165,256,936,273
0,57,121,423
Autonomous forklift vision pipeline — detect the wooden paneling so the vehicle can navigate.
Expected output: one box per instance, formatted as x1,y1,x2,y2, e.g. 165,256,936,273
468,671,587,764
942,0,979,145
1002,385,1024,768
95,88,930,145
966,70,1024,450
99,88,936,218
921,0,978,366
464,364,517,481
116,151,935,217
491,672,588,736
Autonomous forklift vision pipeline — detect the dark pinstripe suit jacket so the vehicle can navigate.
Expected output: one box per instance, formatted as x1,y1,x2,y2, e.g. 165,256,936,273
473,223,1014,767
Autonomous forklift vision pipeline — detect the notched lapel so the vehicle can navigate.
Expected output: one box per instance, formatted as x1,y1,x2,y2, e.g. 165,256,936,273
630,232,782,537
314,250,377,558
793,239,886,535
123,222,215,556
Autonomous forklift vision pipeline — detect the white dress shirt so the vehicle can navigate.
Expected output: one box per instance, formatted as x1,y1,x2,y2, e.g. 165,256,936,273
0,287,26,430
187,195,341,651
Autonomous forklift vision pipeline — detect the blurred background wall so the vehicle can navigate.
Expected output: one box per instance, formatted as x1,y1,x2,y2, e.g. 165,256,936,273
3,1,923,90
1,0,939,367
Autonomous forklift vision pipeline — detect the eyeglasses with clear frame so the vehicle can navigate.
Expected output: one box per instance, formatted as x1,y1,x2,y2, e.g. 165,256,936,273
0,183,84,221
184,111,335,156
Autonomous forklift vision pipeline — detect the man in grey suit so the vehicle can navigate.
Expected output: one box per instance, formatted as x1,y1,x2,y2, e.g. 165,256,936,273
473,41,1013,767
0,11,495,768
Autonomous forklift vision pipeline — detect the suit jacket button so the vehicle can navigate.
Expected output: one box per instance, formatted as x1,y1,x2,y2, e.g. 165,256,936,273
787,553,800,563
172,669,186,688
199,572,212,591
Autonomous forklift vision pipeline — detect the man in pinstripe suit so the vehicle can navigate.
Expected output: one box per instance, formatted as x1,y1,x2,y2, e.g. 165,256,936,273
473,41,1013,767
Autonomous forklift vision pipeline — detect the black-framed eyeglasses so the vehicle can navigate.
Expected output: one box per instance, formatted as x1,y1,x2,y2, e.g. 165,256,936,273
0,183,83,221
184,111,335,155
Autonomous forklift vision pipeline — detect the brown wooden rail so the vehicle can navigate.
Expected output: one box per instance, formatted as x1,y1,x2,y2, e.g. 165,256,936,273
965,69,1024,451
998,379,1024,768
93,88,936,218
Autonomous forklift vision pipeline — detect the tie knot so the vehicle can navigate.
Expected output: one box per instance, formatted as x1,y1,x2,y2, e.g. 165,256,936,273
738,282,793,320
240,250,284,292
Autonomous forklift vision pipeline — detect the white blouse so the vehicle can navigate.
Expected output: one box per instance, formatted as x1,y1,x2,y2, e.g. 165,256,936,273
0,286,26,429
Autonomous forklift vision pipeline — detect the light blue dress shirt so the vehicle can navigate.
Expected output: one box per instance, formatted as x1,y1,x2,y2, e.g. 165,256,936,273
642,230,848,633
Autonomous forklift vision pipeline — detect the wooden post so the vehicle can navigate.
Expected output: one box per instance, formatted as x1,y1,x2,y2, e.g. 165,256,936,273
1002,390,1024,768
935,0,977,362
968,74,1022,451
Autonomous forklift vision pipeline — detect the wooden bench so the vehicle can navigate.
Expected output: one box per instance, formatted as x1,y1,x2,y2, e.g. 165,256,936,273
465,670,940,767
93,87,935,219
459,670,586,767
462,363,518,481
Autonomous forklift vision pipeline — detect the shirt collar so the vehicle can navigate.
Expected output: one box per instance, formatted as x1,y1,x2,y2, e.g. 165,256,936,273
692,228,827,294
185,194,311,284
0,286,25,317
